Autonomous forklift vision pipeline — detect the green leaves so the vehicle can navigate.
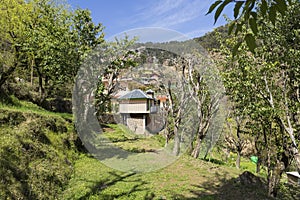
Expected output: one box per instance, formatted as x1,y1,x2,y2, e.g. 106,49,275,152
261,0,268,16
269,4,277,25
206,1,222,15
232,41,242,56
274,0,287,15
207,0,290,54
245,33,256,53
215,0,232,24
228,22,235,35
234,1,244,19
207,0,233,24
249,12,258,35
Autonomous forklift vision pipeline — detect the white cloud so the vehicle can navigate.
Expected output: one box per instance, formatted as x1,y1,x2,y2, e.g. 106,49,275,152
115,0,222,40
150,0,186,16
128,0,212,28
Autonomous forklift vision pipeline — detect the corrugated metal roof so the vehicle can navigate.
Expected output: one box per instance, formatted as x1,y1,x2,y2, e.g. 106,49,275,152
118,89,152,100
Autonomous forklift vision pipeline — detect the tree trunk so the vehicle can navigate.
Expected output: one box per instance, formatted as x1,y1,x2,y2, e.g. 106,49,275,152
291,148,300,174
187,136,194,155
191,124,207,159
256,158,261,173
36,69,43,98
31,59,34,86
268,161,285,198
165,137,169,147
0,64,17,88
191,135,202,158
235,119,242,169
266,149,272,197
0,45,20,88
236,151,241,169
173,123,180,156
203,144,210,160
36,67,47,103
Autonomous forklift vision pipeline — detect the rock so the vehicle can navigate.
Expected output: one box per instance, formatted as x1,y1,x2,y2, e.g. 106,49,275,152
236,171,264,186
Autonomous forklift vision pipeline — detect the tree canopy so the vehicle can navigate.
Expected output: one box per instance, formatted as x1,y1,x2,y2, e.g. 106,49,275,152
0,0,104,102
208,0,292,53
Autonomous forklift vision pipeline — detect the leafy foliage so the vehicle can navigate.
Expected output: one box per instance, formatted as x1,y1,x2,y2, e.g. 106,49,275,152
208,0,291,53
217,0,300,197
0,0,104,102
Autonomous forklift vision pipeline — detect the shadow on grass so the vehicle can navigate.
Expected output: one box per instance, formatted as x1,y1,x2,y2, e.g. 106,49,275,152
172,171,272,200
201,158,226,165
77,171,155,200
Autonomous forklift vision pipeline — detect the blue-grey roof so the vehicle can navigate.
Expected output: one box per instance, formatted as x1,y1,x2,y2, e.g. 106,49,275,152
118,89,152,100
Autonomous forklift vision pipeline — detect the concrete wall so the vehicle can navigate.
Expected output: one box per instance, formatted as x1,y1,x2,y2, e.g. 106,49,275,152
126,114,145,134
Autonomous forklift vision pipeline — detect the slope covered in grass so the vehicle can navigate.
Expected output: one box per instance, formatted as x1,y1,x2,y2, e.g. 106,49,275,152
0,98,78,199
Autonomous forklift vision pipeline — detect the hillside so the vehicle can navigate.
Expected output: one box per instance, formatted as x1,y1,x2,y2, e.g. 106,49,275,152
194,25,229,51
0,97,79,199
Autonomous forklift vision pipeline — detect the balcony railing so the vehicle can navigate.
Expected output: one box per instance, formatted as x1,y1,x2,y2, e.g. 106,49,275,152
119,103,159,114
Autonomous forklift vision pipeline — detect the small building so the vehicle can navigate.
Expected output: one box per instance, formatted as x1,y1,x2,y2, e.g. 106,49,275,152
156,95,169,109
118,89,159,134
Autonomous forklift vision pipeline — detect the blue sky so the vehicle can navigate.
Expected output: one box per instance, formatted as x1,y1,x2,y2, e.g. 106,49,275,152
67,0,234,41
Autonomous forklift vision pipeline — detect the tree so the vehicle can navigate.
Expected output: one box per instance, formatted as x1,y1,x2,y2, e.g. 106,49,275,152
0,0,104,102
24,1,104,101
0,0,32,88
225,111,252,169
218,1,300,196
208,0,291,53
185,53,224,158
94,36,138,117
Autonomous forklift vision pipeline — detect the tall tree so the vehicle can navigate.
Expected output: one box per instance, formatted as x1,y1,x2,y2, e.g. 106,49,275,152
0,0,104,101
24,1,104,101
0,0,32,88
218,1,300,196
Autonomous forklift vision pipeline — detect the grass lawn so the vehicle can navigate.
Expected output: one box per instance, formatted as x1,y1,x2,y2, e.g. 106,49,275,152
62,124,271,200
62,153,246,200
102,124,165,153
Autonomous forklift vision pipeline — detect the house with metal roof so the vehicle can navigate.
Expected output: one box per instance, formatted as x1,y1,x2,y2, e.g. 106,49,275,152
118,89,162,134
